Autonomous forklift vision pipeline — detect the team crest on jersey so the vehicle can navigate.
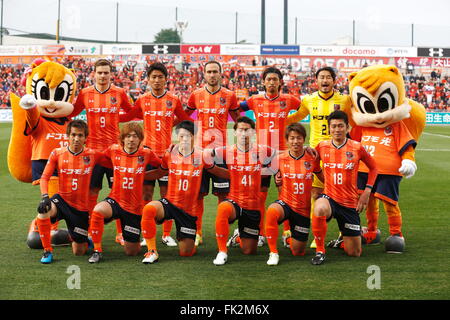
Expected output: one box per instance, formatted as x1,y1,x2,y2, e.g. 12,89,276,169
251,152,259,162
304,161,312,170
83,156,91,165
138,156,145,164
192,157,201,167
279,101,287,109
384,126,393,136
110,97,117,105
220,97,226,106
334,104,341,110
346,152,354,160
166,100,173,109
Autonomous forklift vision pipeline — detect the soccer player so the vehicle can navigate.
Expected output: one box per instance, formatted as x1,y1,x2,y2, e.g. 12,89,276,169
132,62,193,247
35,120,104,263
88,122,161,263
73,59,135,245
287,66,352,248
140,120,229,263
239,66,301,246
311,110,378,265
186,61,240,246
213,116,276,266
265,123,323,265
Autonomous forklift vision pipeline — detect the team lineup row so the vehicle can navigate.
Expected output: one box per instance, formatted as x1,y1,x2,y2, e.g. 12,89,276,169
23,59,414,265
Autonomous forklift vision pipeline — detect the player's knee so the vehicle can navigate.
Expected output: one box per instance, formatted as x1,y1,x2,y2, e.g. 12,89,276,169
72,244,87,256
345,248,361,257
124,246,140,256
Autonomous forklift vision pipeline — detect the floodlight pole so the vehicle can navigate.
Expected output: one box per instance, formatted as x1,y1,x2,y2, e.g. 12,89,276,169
283,0,288,44
56,0,61,43
116,2,119,42
1,0,3,45
235,12,238,44
261,0,265,44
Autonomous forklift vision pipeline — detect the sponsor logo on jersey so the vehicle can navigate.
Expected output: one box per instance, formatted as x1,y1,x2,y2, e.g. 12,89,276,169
346,151,354,160
304,161,312,170
384,126,393,136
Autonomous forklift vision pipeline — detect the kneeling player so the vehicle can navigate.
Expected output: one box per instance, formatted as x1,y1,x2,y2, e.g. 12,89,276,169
265,123,323,265
35,120,104,263
140,120,228,263
88,122,161,263
213,116,276,266
311,111,378,265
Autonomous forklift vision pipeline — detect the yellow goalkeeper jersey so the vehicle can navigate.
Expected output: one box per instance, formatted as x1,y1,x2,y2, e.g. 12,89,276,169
287,91,352,147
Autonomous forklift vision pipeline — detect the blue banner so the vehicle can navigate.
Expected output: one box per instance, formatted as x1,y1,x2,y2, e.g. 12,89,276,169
426,112,450,124
260,45,300,55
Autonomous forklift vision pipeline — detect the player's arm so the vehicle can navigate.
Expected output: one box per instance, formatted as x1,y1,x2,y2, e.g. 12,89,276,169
119,92,138,122
37,151,57,213
261,146,278,176
174,98,195,123
204,148,230,179
287,99,308,125
229,94,240,121
71,91,85,118
145,166,167,180
95,148,113,169
185,93,197,116
239,100,250,112
357,146,378,213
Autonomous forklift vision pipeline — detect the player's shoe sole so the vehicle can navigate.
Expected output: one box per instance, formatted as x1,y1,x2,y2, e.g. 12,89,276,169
226,229,240,247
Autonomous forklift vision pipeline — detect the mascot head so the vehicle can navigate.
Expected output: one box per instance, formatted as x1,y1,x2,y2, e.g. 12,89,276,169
349,65,411,128
23,59,78,118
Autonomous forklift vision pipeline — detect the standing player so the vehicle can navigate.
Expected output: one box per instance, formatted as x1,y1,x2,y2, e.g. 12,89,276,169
265,123,323,265
186,61,240,246
88,122,161,263
287,66,352,248
140,120,228,263
311,111,378,265
213,116,276,266
35,120,104,263
73,59,135,245
239,66,301,246
132,62,193,247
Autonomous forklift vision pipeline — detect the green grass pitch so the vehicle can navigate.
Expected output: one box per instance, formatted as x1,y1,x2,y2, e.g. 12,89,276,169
0,122,449,300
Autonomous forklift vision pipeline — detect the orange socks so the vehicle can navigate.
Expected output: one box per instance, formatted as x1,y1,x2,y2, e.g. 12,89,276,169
312,215,327,253
115,219,123,235
215,201,234,253
383,202,403,236
265,207,283,253
90,211,105,252
162,220,173,238
195,197,204,236
142,204,158,251
366,196,379,232
36,217,52,252
259,191,268,237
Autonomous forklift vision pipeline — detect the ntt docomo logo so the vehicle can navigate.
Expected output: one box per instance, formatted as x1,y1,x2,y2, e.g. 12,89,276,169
341,47,378,56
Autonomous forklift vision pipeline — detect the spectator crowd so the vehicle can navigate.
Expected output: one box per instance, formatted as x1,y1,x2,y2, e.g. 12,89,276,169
1,57,449,112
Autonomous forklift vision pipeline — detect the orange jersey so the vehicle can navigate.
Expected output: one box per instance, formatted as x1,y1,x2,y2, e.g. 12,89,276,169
40,147,103,211
216,144,275,211
73,85,133,151
246,94,300,151
135,90,190,157
105,145,161,215
351,122,416,176
25,117,69,160
187,86,239,148
276,151,321,216
162,146,213,216
316,139,377,208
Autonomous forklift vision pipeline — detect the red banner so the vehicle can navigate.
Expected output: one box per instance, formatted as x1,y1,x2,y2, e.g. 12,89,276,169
180,44,220,55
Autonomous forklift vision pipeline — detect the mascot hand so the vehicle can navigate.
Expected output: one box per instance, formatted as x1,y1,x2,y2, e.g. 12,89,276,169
399,159,417,179
19,94,37,110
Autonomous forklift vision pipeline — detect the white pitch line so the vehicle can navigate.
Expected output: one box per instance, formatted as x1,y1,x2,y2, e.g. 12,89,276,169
423,132,450,139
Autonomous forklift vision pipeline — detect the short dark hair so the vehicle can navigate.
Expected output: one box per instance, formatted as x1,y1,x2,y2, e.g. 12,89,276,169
233,116,255,130
262,67,282,81
285,123,307,140
67,120,88,137
327,110,348,125
315,66,336,81
175,120,196,136
147,62,168,78
94,59,112,71
204,60,222,73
